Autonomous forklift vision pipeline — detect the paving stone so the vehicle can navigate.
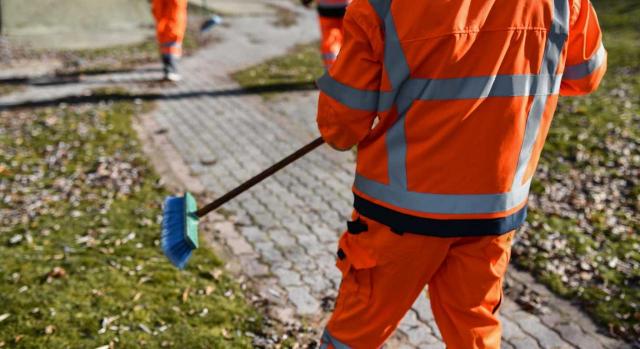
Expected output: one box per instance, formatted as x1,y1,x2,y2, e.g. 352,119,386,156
303,239,329,257
239,257,270,278
226,237,254,255
297,231,320,247
251,212,279,229
403,325,439,345
254,241,291,268
311,224,340,243
510,336,542,349
302,272,333,294
240,225,269,244
502,341,516,349
412,292,434,323
285,286,320,315
285,248,317,271
400,309,423,329
268,228,297,248
555,323,604,349
272,268,303,287
512,311,571,349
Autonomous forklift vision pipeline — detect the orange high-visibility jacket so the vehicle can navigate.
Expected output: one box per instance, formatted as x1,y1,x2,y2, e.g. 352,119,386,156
316,0,606,236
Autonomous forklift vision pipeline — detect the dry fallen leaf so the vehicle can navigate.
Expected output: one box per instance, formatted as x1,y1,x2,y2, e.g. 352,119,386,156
209,269,223,280
133,292,142,302
182,287,191,303
45,267,67,283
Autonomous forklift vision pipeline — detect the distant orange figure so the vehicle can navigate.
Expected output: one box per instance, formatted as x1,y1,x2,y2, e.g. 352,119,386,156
302,0,352,68
152,0,188,81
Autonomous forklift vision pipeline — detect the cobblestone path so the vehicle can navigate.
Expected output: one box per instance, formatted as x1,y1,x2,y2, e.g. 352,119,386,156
0,1,627,347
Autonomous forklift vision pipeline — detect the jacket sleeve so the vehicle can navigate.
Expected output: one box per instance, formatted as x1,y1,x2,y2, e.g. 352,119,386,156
560,0,607,96
316,0,384,150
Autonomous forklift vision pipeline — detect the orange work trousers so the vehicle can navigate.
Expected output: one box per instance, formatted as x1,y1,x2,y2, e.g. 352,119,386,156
321,213,514,349
318,16,345,68
152,0,188,58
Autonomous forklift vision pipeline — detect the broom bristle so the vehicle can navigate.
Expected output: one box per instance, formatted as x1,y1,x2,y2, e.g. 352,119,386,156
200,15,222,33
161,195,194,269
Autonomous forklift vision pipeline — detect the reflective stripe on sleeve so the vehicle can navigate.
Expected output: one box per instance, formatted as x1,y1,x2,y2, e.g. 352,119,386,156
562,43,606,80
317,74,393,111
161,41,182,48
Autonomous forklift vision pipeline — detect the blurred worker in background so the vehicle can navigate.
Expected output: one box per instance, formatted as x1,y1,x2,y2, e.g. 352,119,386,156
301,0,352,68
152,0,188,81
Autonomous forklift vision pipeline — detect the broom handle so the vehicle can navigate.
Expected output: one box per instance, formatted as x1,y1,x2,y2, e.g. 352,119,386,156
195,137,325,217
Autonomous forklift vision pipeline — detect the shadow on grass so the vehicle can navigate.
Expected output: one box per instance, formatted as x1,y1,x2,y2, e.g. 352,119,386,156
0,81,318,110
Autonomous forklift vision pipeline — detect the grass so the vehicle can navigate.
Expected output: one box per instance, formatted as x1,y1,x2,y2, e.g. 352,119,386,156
232,43,323,97
515,0,640,341
0,84,25,97
0,92,261,348
232,1,640,342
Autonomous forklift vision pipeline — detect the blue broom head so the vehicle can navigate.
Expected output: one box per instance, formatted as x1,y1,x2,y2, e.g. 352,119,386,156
161,193,199,269
200,15,223,33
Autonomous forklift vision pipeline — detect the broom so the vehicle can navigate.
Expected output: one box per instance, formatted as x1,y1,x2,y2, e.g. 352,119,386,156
199,0,223,33
161,137,325,268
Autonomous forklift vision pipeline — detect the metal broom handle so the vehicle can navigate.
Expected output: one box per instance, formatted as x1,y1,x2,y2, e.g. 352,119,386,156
195,137,325,217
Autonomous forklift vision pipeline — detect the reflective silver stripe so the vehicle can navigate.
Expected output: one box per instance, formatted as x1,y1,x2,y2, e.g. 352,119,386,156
317,74,393,111
355,175,532,214
317,0,350,7
563,43,606,80
318,73,562,113
409,74,561,101
540,0,569,75
511,0,569,190
321,329,351,349
161,41,181,48
323,52,338,60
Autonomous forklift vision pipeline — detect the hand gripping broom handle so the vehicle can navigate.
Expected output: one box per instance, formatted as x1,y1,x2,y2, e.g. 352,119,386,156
195,137,325,217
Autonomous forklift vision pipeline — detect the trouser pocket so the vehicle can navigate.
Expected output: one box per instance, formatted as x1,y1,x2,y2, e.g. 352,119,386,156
335,230,377,303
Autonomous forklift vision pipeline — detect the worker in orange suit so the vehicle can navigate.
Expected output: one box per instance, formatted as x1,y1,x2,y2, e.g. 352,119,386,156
301,0,352,68
315,0,606,348
152,0,188,81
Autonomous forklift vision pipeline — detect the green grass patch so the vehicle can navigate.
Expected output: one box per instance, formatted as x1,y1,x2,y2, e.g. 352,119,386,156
0,84,25,97
514,0,640,341
232,43,323,97
0,94,260,348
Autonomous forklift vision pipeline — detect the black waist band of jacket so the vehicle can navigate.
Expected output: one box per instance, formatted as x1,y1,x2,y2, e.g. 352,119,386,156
353,194,527,237
317,6,347,18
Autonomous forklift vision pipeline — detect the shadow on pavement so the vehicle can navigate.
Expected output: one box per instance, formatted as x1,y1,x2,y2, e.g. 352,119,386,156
0,67,163,87
0,81,318,110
